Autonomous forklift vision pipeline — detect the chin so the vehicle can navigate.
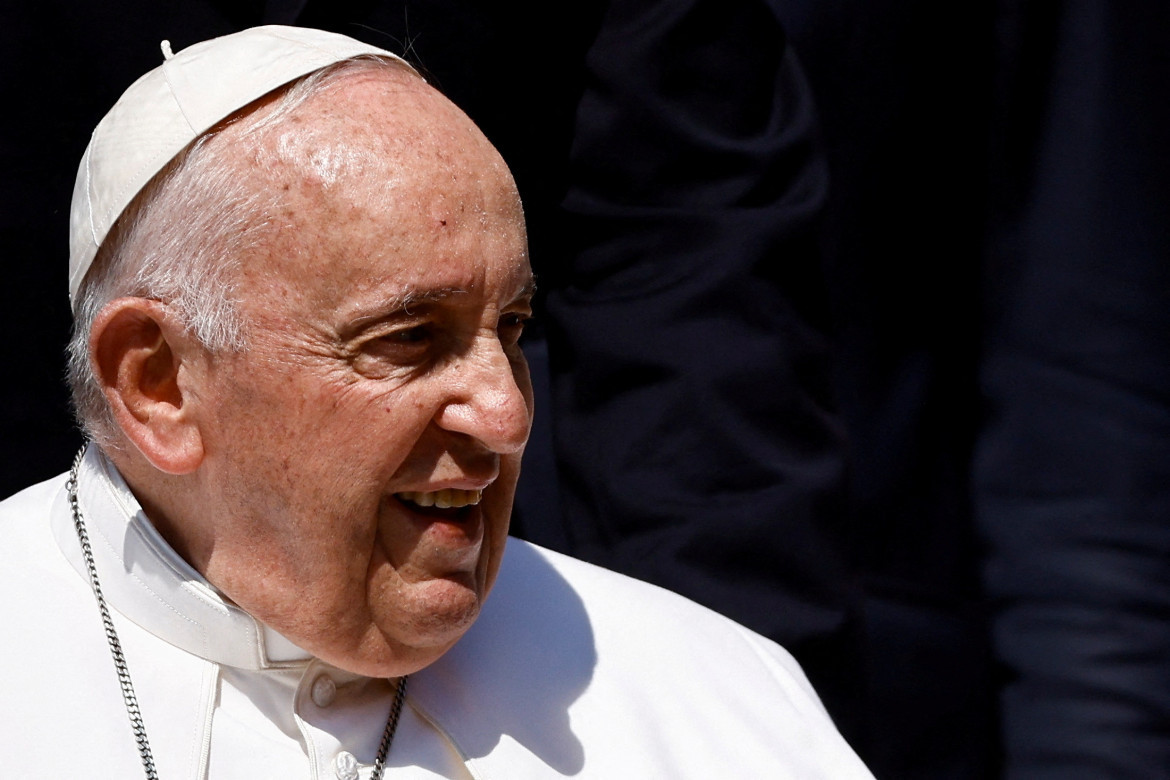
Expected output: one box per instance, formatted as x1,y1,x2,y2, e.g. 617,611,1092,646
404,576,485,636
357,576,484,672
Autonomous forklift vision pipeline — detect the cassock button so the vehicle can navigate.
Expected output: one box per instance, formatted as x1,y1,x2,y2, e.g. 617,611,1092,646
333,751,360,780
312,674,338,708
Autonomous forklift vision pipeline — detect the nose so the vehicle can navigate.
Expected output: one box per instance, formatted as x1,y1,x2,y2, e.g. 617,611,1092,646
434,335,532,455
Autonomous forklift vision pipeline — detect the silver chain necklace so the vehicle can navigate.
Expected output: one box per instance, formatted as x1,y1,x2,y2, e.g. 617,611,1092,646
68,447,408,779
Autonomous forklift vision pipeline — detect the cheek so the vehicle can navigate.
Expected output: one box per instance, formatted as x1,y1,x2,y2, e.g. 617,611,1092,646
285,372,435,455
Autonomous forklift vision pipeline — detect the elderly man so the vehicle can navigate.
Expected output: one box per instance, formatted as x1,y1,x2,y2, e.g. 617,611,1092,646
0,26,870,779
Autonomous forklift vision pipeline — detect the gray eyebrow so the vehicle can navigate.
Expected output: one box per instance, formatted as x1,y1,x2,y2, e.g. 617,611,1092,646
347,286,467,328
399,286,467,314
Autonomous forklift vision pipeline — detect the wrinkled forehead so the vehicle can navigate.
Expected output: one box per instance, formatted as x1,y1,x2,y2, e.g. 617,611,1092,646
215,69,529,316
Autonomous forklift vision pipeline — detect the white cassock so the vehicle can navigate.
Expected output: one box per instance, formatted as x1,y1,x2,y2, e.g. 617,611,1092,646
0,446,873,779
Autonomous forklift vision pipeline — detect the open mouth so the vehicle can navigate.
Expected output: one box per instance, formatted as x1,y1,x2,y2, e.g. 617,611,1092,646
395,489,482,517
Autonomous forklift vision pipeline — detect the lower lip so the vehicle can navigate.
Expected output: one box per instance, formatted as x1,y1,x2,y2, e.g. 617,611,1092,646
390,496,485,555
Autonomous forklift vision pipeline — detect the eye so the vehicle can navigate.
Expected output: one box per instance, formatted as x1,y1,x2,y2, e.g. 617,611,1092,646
498,312,532,347
358,323,434,366
381,325,430,344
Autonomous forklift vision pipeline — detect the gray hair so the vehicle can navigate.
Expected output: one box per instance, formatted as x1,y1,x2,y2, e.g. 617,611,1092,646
66,55,417,447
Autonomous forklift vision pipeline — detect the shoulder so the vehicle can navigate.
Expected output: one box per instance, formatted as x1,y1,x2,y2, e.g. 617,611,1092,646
491,540,836,723
0,471,66,526
412,538,872,778
0,470,85,606
498,539,818,689
0,470,103,667
0,470,189,774
0,472,71,579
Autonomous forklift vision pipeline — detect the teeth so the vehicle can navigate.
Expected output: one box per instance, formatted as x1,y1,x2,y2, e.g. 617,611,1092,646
397,489,482,509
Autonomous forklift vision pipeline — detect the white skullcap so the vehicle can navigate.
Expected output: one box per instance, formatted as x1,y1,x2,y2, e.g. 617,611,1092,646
68,25,409,309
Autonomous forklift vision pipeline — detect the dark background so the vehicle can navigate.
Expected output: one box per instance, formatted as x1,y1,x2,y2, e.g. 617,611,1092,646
3,2,1169,777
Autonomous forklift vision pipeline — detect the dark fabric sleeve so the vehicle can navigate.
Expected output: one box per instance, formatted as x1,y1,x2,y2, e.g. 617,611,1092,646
976,3,1170,776
540,0,861,730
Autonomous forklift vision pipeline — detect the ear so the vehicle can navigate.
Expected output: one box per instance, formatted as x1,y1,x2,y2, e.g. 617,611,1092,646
90,298,206,475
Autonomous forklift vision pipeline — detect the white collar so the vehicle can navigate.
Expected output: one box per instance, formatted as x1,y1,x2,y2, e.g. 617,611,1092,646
51,444,312,670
